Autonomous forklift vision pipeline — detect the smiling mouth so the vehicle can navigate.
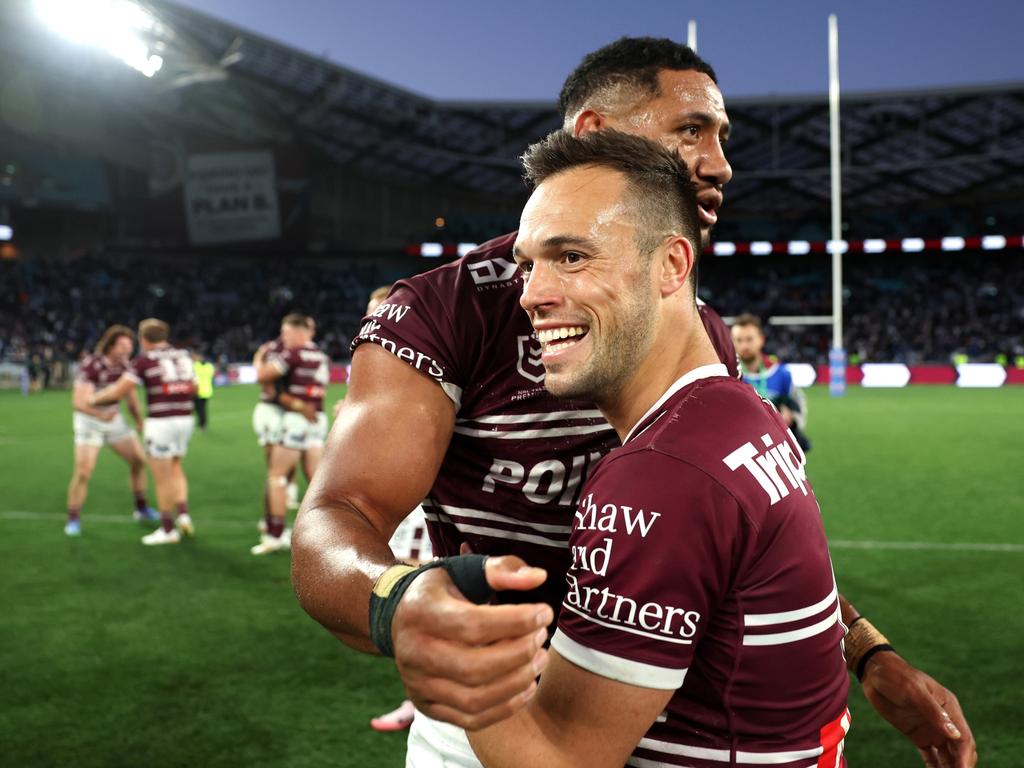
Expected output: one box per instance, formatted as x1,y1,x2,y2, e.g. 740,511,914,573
536,325,589,352
697,203,718,227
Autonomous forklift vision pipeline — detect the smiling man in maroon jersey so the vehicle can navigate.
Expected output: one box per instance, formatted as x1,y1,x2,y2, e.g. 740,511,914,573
468,129,851,768
292,37,974,768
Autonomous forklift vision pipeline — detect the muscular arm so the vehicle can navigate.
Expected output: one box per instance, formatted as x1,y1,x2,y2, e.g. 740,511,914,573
468,650,670,768
256,361,283,384
840,594,977,768
291,344,553,727
72,381,110,418
92,374,136,406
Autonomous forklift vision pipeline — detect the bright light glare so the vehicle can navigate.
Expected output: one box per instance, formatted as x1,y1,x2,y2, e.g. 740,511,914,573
34,0,164,77
713,241,736,256
0,225,12,241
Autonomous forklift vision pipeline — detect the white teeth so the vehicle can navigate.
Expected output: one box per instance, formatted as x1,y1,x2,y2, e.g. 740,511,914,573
537,326,586,345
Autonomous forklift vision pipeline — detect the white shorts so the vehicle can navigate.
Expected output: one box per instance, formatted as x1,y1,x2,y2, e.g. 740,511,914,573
73,410,134,447
406,712,480,768
281,411,328,451
389,504,433,562
253,402,285,447
144,415,194,459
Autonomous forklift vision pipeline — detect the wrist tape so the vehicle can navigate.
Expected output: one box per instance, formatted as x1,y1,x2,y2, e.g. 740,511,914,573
844,616,895,679
368,555,492,657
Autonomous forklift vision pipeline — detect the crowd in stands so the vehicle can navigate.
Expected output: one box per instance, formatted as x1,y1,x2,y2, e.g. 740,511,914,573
2,249,1021,388
701,251,1024,366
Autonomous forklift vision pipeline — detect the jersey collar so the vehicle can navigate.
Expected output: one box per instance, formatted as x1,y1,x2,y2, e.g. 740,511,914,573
623,363,729,444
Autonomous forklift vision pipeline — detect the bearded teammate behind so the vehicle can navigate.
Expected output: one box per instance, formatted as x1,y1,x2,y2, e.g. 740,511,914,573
93,319,196,545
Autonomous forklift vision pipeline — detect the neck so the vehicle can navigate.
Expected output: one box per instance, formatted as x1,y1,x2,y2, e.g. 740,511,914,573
599,310,719,442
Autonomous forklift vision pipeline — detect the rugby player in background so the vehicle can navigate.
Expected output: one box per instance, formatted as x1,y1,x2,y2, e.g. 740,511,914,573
292,37,975,768
252,314,329,555
65,324,158,536
92,319,196,546
253,329,299,535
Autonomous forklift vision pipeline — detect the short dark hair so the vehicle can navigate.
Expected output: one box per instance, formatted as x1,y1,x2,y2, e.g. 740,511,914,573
138,318,169,343
732,313,763,331
559,37,717,123
522,129,700,263
281,313,311,330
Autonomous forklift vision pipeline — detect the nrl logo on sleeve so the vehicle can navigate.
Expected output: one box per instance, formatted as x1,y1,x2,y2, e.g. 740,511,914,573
467,257,519,286
516,335,545,383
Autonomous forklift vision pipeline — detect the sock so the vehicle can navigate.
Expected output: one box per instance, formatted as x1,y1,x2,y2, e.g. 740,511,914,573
268,517,285,539
133,491,148,512
161,514,174,533
175,501,189,519
67,506,81,522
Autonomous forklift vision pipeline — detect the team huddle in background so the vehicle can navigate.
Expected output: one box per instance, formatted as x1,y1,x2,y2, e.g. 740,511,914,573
66,314,329,555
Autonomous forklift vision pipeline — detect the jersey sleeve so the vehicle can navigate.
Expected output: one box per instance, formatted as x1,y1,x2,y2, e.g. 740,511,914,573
267,348,292,375
552,450,745,691
126,356,145,384
75,358,97,385
350,269,478,409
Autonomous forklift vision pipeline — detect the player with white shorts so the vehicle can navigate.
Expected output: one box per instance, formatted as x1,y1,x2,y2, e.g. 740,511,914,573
92,318,197,546
65,324,158,536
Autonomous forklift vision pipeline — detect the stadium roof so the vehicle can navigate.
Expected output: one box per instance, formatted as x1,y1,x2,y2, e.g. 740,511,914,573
4,0,1024,218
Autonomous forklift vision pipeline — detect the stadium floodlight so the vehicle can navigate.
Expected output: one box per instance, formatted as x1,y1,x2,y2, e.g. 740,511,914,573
0,225,12,241
787,240,811,255
941,236,965,252
826,239,848,254
981,235,1006,250
457,243,478,257
712,241,736,256
420,242,443,257
34,0,164,78
750,241,773,256
901,237,925,252
863,239,887,253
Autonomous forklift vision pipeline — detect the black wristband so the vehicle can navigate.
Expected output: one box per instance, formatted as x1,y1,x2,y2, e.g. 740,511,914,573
367,555,492,658
856,643,896,681
443,554,493,604
846,616,865,631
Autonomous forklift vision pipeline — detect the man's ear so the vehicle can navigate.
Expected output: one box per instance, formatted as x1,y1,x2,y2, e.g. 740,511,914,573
573,110,608,137
659,236,695,298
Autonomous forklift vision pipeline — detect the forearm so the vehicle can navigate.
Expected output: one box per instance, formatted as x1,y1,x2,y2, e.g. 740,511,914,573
127,391,143,424
470,708,574,768
291,489,400,653
278,392,304,412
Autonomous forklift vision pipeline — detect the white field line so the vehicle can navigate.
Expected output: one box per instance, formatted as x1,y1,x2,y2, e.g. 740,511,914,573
0,510,255,529
2,511,1023,552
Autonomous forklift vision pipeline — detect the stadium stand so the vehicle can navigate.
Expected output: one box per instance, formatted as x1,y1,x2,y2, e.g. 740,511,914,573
0,0,1021,384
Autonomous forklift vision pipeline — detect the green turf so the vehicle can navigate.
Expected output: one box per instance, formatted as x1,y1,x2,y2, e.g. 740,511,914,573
0,384,1021,766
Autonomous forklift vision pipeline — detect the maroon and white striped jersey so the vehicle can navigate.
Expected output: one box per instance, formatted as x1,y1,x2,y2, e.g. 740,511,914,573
76,354,127,415
126,346,195,418
351,233,738,617
552,367,850,768
268,342,329,412
259,338,286,404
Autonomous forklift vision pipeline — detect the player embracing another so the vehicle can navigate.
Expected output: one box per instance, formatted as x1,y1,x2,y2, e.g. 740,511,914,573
252,314,329,555
92,319,196,545
64,324,158,536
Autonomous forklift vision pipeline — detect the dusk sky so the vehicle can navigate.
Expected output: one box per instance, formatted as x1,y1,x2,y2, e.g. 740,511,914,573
170,0,1022,101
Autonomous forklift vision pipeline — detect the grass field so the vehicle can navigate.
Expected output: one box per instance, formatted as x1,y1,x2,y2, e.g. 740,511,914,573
1,384,1021,767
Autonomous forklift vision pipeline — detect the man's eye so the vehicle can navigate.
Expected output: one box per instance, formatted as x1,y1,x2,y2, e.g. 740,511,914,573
565,252,583,264
519,261,534,274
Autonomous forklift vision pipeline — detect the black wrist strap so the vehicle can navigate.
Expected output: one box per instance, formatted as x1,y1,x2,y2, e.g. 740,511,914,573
368,555,492,657
856,643,896,681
